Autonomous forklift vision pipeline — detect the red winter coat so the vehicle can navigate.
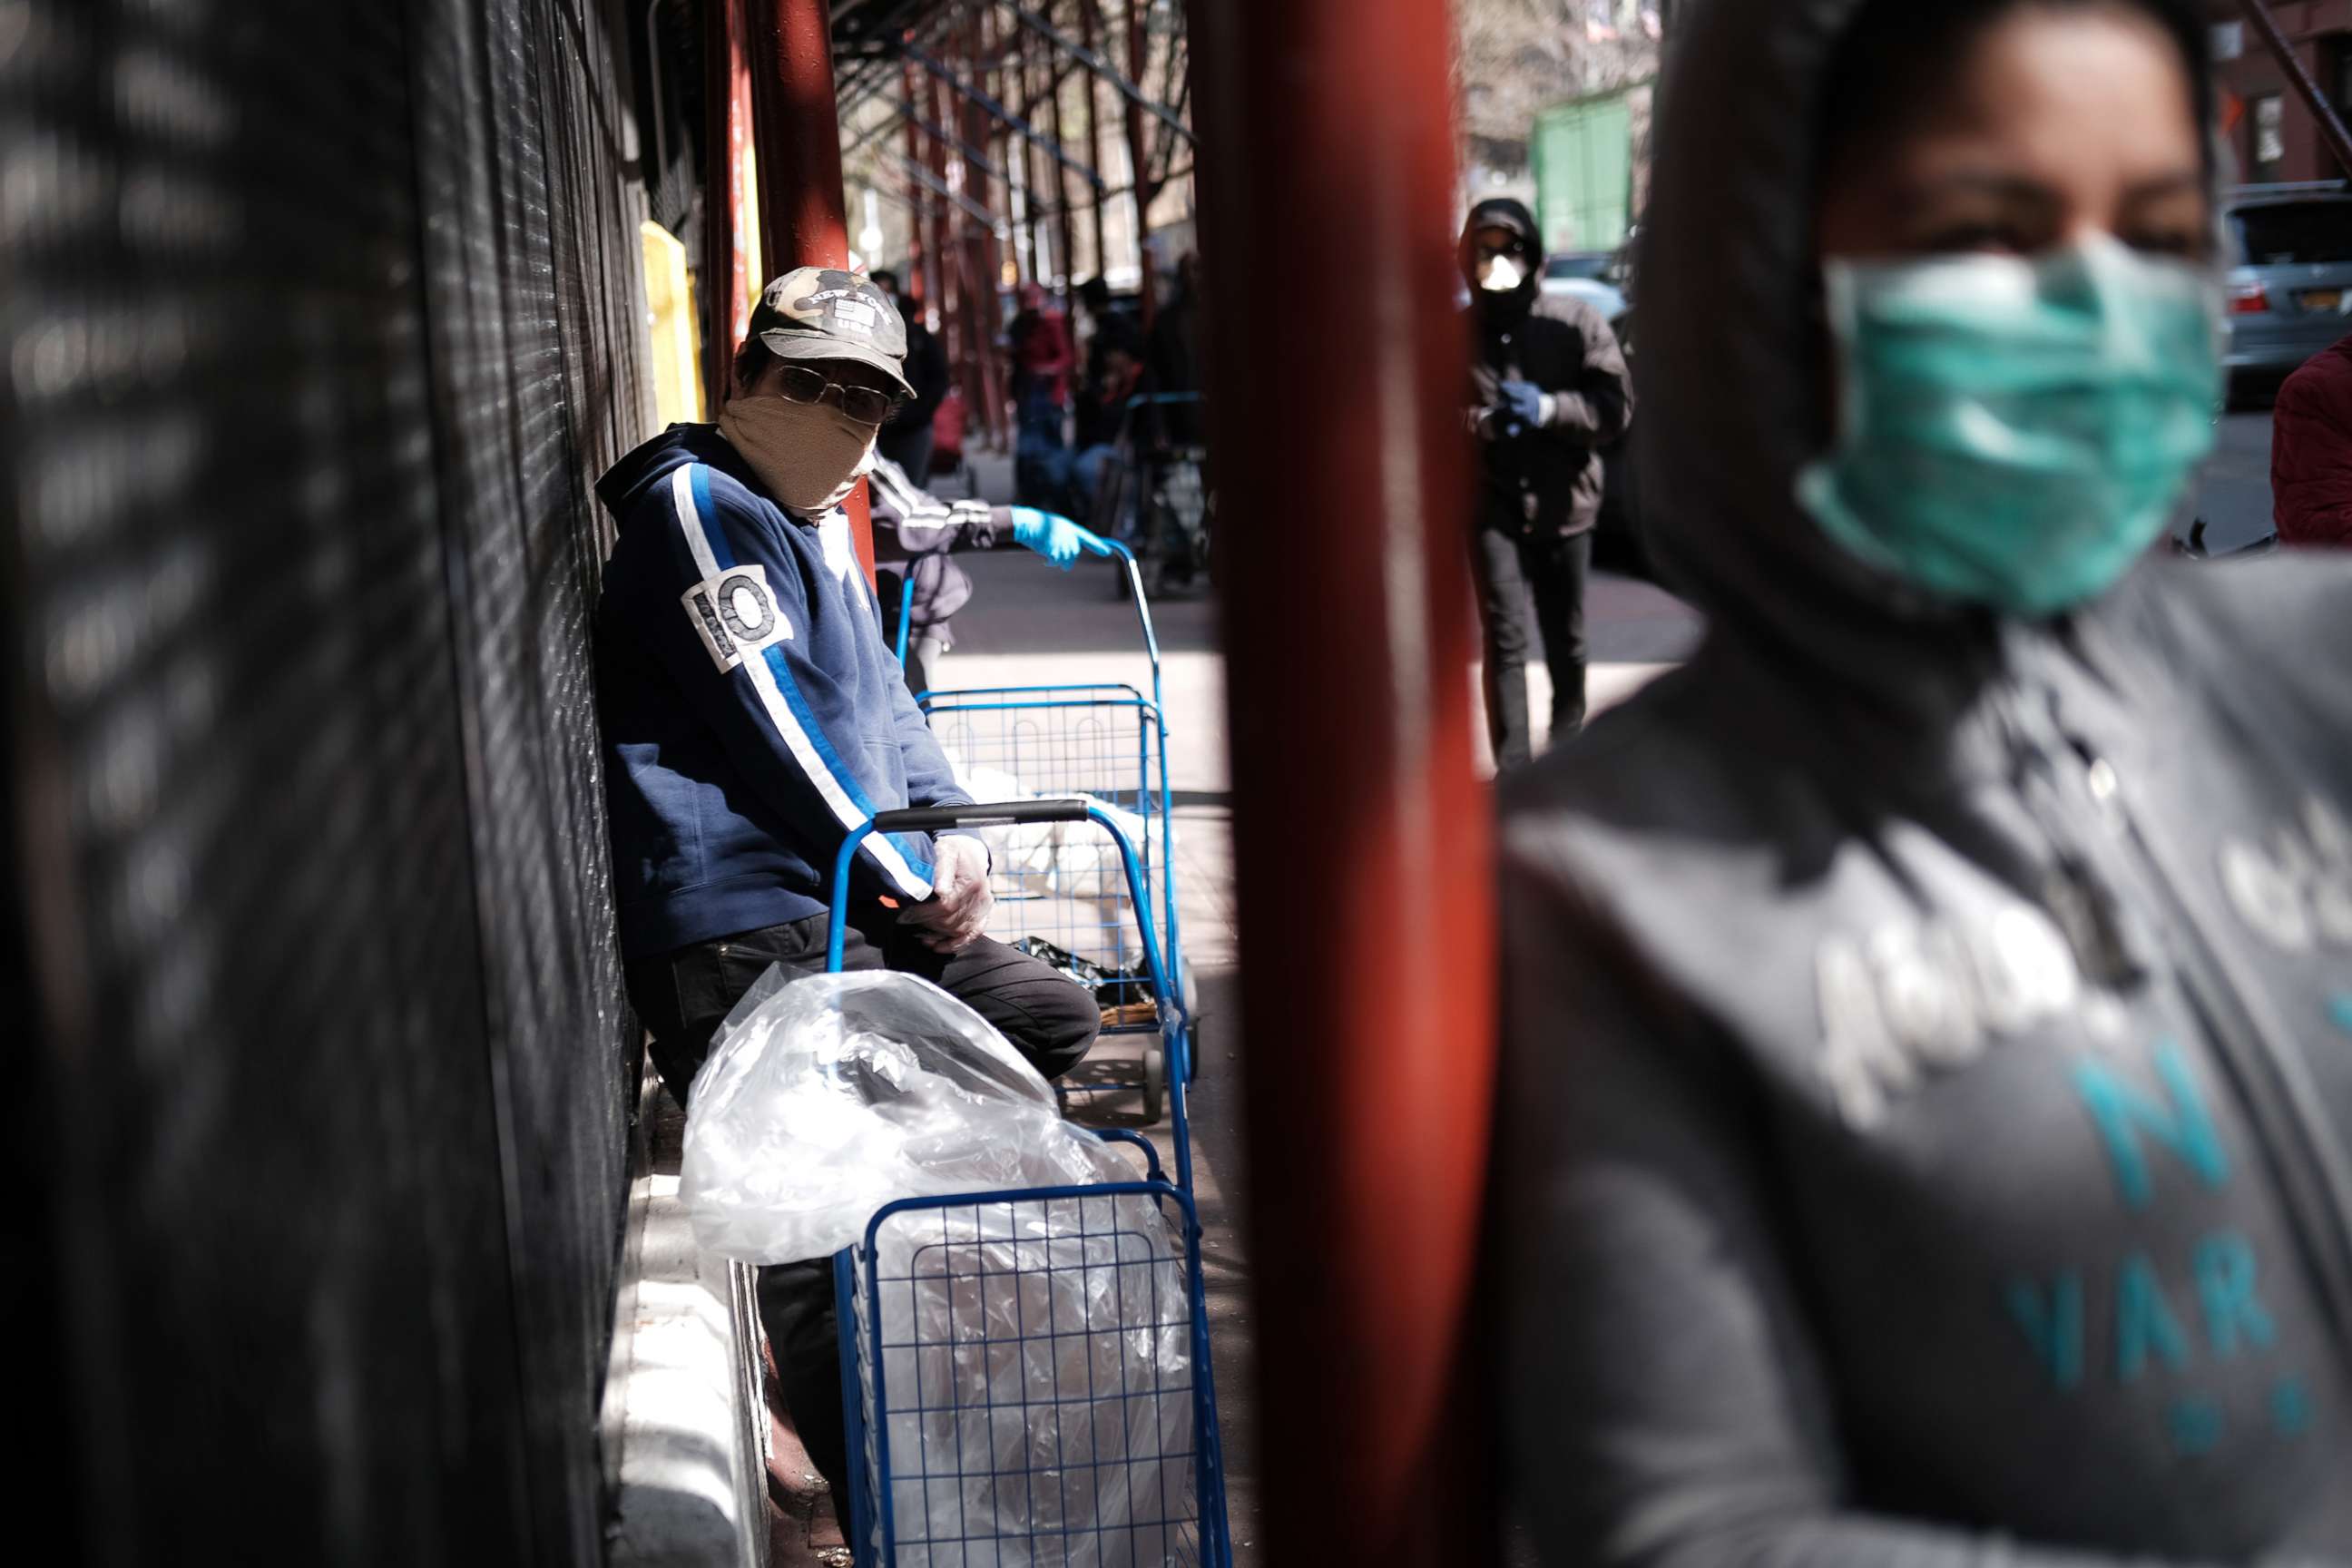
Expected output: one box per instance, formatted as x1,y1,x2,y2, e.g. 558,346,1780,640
2269,333,2352,547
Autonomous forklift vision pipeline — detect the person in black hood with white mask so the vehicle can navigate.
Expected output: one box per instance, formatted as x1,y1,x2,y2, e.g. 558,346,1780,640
1463,196,1632,766
1495,0,2352,1562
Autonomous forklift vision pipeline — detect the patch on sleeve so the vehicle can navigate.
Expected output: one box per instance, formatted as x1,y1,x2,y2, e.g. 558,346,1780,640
682,563,793,671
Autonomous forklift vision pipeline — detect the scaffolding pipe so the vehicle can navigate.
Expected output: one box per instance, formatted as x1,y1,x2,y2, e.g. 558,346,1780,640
1124,0,1155,323
897,152,998,227
1045,0,1082,303
902,60,934,314
1183,0,1496,1560
2235,0,2352,180
1019,15,1052,287
905,40,1109,191
1081,0,1108,278
1010,3,1194,145
743,0,877,578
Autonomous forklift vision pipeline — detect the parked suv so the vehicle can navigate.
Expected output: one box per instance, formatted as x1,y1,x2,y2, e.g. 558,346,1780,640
2224,182,2352,403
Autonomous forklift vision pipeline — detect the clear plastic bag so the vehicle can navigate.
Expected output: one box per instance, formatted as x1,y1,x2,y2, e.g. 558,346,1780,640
680,965,1135,1265
679,966,1200,1563
855,1193,1200,1566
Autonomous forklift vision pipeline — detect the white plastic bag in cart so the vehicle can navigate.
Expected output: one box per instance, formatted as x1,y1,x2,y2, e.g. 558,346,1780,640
680,966,1133,1265
858,1193,1200,1568
679,967,1200,1564
950,759,1170,901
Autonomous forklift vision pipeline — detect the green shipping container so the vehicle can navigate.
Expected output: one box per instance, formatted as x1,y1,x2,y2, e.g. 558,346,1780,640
1531,89,1635,257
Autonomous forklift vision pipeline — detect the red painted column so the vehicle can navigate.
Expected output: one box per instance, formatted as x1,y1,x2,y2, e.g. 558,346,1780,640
743,0,876,579
1183,0,1495,1561
1079,0,1108,281
1123,0,1155,325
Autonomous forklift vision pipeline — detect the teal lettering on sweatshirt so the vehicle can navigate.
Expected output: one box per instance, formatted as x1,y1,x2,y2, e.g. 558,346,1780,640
2070,1040,2229,1210
2192,1231,2277,1359
2272,1375,2315,1436
2169,1397,2224,1455
2005,1273,2086,1391
2116,1252,2192,1382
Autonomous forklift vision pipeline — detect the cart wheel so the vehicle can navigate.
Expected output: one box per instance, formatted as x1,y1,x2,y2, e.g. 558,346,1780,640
1183,1018,1204,1083
1142,1042,1166,1124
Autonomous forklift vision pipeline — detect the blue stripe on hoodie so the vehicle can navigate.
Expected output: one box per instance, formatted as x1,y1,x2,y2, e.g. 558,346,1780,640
593,424,970,959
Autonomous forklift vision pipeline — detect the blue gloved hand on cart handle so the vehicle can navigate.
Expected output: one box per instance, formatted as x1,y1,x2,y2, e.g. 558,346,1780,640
1010,506,1105,570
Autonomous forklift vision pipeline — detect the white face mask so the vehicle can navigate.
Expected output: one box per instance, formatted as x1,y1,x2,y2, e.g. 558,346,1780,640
720,395,879,513
1480,254,1524,292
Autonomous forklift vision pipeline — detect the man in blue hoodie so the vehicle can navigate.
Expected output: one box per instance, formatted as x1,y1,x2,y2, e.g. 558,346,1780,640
593,266,1100,1490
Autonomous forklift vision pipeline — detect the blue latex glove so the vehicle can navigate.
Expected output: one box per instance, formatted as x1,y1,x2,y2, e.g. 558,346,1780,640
1010,506,1109,570
1497,378,1547,429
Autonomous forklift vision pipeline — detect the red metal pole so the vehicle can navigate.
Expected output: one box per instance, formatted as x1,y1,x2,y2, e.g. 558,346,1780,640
959,16,1008,449
1184,0,1494,1561
929,65,974,438
1079,0,1108,281
1019,20,1051,289
744,0,876,577
1045,5,1081,308
1123,0,1155,327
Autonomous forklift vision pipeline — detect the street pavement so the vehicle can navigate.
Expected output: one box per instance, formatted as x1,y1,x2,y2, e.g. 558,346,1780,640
2191,407,2279,556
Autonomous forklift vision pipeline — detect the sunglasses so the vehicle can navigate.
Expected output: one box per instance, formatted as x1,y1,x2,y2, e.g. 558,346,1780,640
769,363,908,425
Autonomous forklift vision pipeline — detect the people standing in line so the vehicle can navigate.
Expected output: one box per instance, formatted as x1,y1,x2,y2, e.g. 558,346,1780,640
1008,282,1076,509
1058,280,1149,539
1073,276,1143,456
590,267,1100,1496
1007,284,1074,440
2270,330,2352,547
1461,197,1633,766
867,268,948,485
1494,2,2352,1561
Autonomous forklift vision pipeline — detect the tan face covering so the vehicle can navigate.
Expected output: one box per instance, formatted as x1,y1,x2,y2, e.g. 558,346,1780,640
720,395,879,513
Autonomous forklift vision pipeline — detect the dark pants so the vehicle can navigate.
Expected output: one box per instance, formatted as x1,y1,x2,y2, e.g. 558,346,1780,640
624,906,1101,1490
1471,525,1592,768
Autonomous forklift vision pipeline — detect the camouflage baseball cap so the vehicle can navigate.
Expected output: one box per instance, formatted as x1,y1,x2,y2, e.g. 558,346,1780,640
749,267,912,394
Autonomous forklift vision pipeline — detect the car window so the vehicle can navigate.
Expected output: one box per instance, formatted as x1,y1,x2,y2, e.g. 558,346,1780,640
1544,253,1611,280
2233,201,2352,265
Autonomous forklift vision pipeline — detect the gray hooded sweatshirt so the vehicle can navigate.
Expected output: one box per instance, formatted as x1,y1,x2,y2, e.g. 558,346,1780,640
1494,3,2352,1563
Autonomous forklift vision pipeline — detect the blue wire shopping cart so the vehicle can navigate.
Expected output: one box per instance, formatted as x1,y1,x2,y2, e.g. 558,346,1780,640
823,802,1232,1568
893,540,1197,1123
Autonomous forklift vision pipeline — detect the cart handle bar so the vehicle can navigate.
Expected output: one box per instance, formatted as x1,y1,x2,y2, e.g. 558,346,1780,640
866,799,1093,833
828,799,1172,997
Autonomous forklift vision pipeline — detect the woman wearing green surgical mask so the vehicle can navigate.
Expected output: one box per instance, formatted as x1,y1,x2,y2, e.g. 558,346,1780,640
1494,2,2352,1563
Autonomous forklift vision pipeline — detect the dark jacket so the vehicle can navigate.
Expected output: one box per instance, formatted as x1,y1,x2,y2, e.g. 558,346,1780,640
884,308,950,437
1495,5,2352,1563
1465,196,1632,539
593,426,970,959
1145,284,1206,450
2272,334,2352,548
1075,305,1145,451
